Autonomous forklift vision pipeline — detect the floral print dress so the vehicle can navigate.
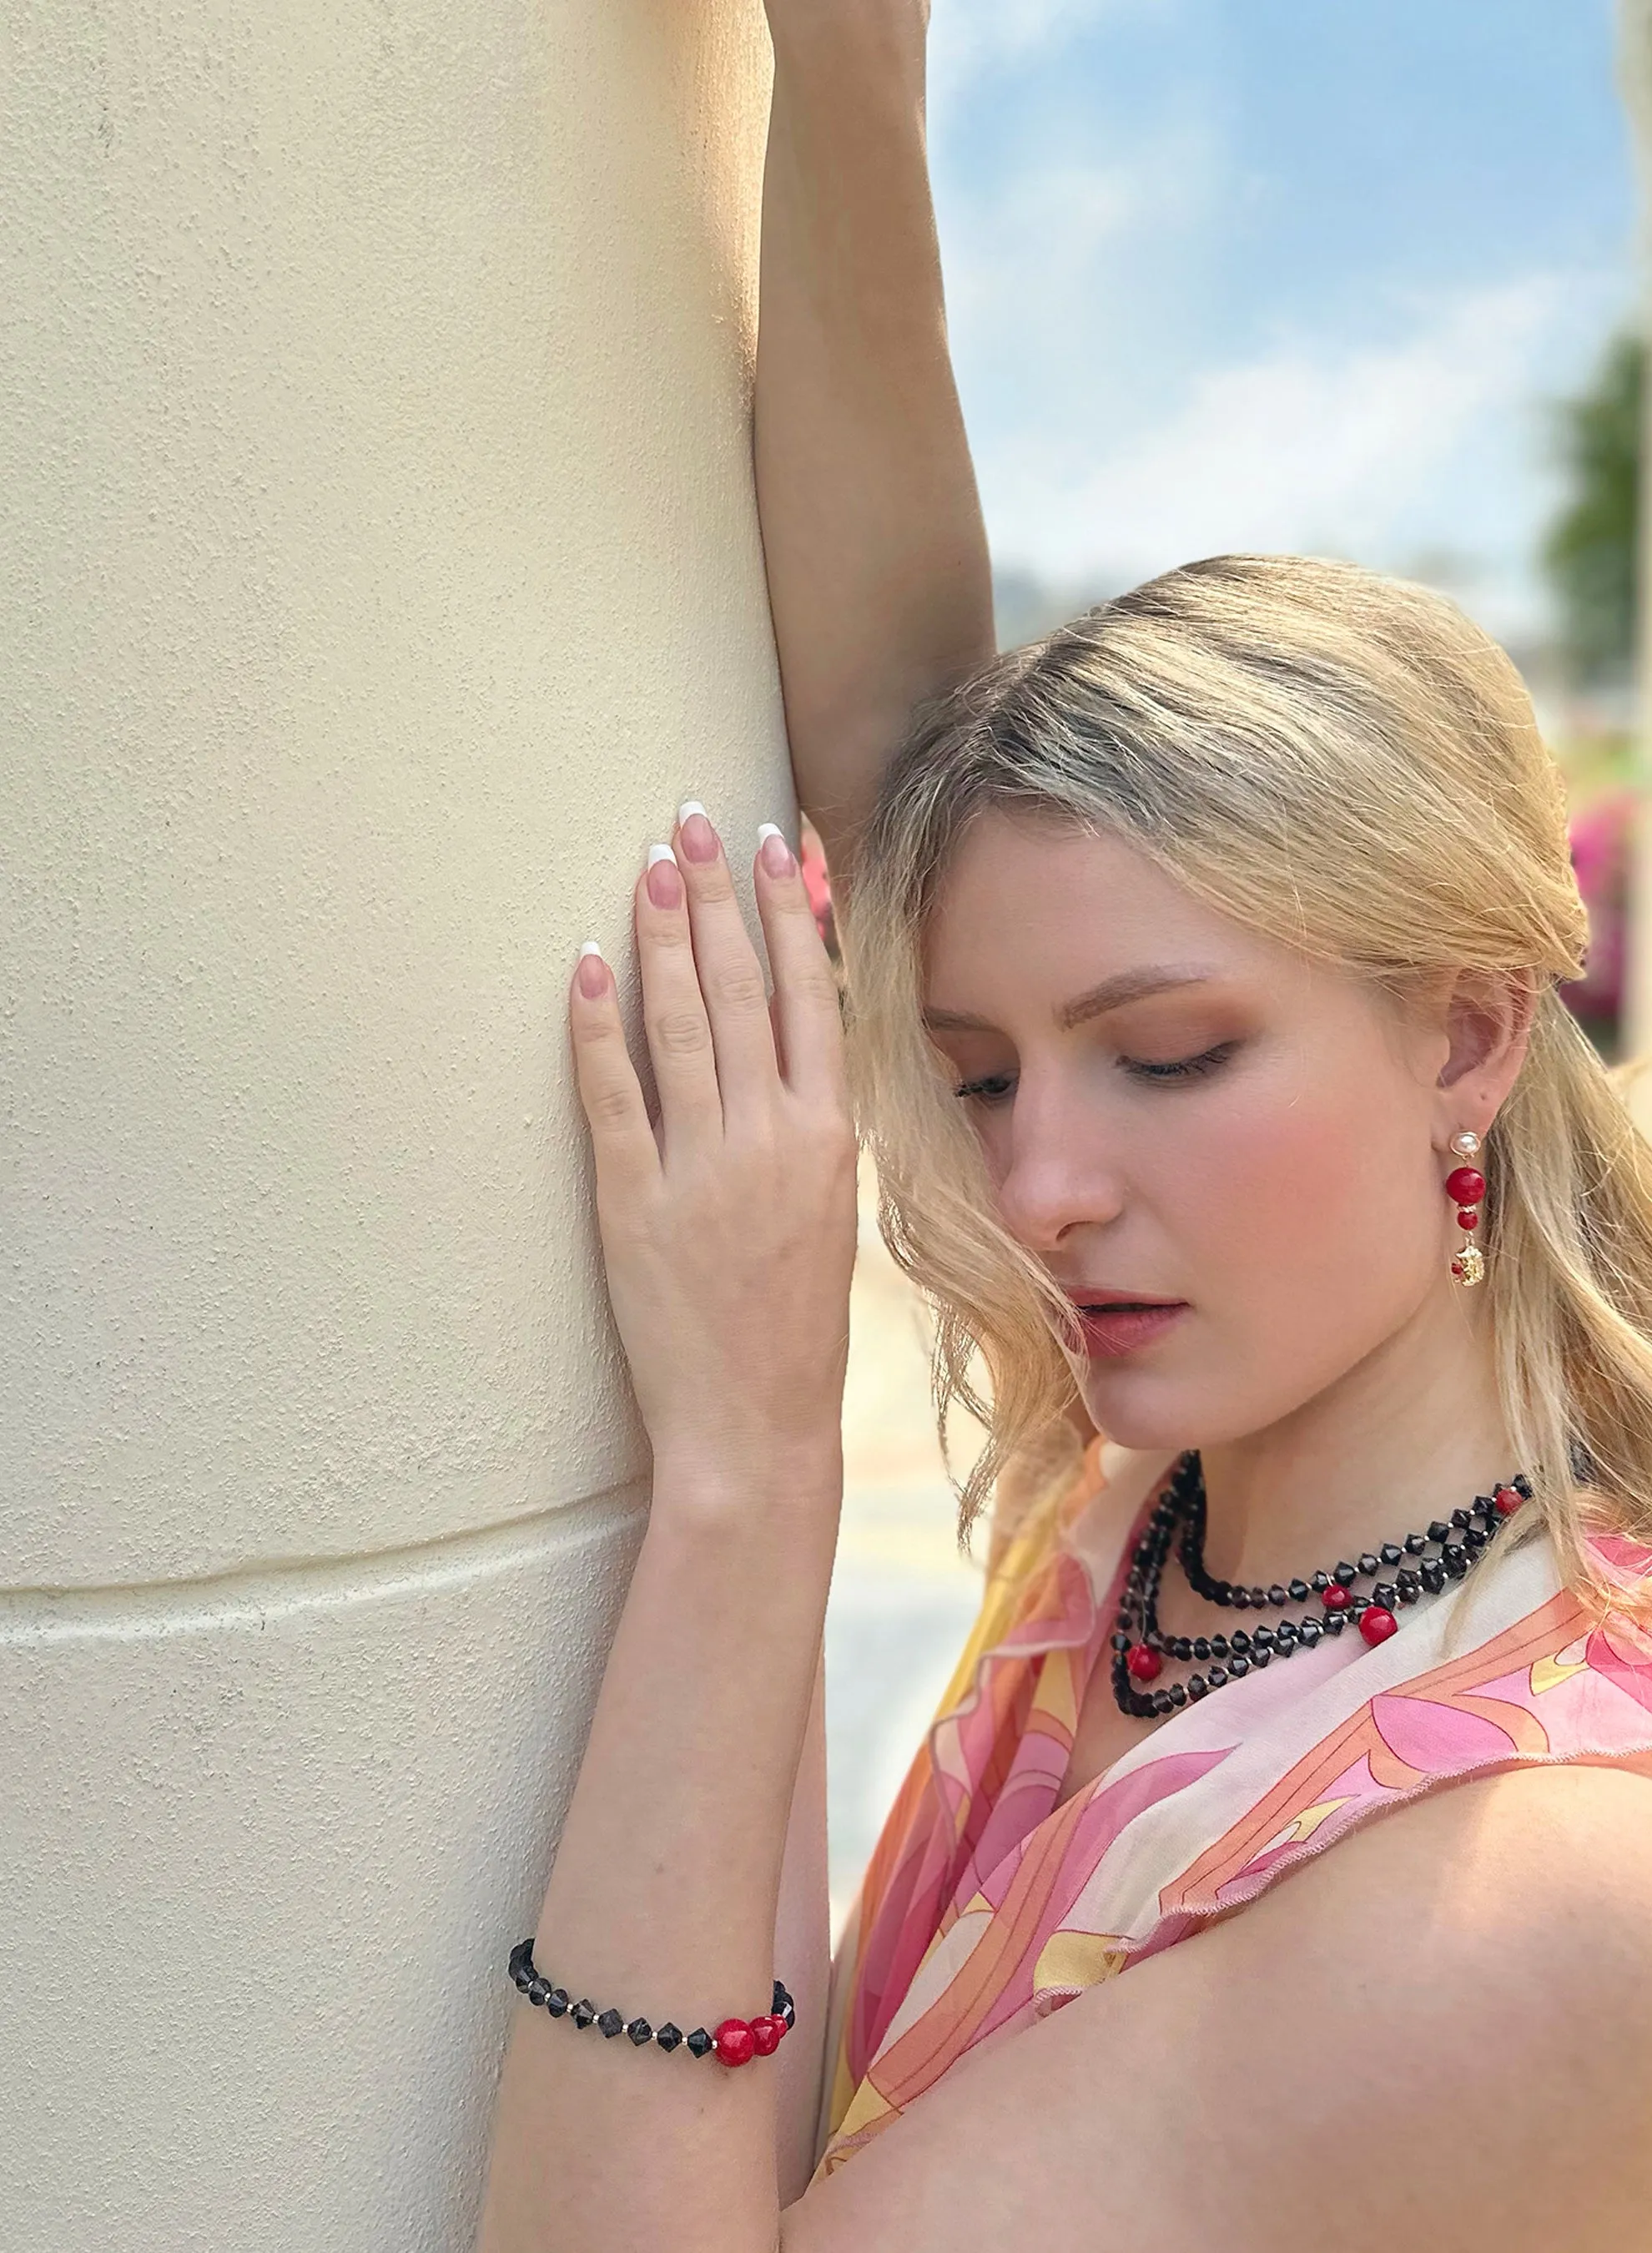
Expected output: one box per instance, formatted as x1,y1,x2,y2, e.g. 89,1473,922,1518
812,1437,1652,2179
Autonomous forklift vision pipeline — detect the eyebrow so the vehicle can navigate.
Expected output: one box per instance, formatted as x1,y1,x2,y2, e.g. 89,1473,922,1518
922,967,1218,1036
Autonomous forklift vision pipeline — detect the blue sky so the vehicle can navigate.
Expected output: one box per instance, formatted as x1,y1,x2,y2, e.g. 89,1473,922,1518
927,0,1636,639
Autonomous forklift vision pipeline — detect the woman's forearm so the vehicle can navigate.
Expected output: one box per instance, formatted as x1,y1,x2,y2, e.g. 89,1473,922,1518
476,1448,842,2253
757,3,995,879
771,1641,833,2203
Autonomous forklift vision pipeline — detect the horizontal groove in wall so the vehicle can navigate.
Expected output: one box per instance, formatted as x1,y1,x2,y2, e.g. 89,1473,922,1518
0,1479,648,1646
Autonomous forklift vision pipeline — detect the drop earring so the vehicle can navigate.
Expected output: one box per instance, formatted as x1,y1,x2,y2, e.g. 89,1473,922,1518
1446,1130,1485,1287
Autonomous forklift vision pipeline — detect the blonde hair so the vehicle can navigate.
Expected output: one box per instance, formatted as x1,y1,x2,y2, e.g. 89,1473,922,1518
841,554,1652,1618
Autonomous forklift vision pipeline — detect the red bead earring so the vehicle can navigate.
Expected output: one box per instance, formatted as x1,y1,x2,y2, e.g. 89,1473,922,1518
1445,1129,1485,1287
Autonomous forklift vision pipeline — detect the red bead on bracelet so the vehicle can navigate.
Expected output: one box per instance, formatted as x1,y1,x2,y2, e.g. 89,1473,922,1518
713,2019,756,2066
509,1939,794,2066
712,2012,792,2065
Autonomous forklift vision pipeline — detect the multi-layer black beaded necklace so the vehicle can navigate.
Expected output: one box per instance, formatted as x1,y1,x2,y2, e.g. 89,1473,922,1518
1110,1451,1534,1719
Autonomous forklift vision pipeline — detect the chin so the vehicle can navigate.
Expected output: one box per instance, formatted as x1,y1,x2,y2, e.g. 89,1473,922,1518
1077,1347,1302,1454
1076,1369,1206,1454
1080,1340,1380,1454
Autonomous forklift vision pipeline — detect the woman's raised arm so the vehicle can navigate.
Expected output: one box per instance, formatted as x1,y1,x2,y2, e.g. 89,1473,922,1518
756,1,995,880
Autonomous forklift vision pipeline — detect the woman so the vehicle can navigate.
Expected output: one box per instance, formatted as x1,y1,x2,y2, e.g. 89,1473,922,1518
477,7,1652,2247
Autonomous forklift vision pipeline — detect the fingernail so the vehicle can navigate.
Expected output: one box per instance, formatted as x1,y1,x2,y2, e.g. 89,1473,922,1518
677,800,707,825
576,940,607,998
646,843,683,910
758,823,796,878
677,806,719,864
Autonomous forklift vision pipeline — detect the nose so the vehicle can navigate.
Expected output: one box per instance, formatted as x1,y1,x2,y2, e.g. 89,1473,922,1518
992,1071,1126,1255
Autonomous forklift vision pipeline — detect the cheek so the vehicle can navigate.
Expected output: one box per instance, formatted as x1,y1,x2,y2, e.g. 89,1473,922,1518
1176,1066,1437,1326
1186,1105,1313,1253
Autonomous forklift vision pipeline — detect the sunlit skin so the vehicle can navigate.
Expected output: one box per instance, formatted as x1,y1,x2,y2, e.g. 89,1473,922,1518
922,810,1539,1625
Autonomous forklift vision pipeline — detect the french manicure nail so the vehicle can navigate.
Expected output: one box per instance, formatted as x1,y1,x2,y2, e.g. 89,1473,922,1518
677,806,719,864
758,824,796,878
576,940,607,998
646,844,684,909
677,800,707,826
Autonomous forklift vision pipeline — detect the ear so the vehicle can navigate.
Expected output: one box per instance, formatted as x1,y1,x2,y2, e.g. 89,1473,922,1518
1433,968,1539,1145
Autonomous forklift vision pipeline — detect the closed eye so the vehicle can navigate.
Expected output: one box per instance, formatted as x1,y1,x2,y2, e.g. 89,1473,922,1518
953,1071,1016,1106
1121,1041,1237,1082
955,1041,1238,1104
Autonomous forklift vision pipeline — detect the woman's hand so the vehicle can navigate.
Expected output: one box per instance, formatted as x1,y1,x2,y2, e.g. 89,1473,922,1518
570,807,857,1492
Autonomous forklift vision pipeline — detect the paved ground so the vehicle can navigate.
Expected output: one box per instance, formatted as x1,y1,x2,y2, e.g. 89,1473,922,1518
823,1163,989,1937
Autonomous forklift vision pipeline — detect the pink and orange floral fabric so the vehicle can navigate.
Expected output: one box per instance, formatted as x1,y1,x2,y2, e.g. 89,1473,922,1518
812,1438,1652,2179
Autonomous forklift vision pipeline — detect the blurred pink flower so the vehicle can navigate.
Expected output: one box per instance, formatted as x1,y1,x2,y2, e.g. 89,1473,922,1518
1564,789,1634,1028
800,823,836,950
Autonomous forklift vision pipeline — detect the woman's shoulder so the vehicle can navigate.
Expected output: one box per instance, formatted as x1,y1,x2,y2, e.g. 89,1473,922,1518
794,1758,1652,2251
1187,1757,1652,2167
1283,1755,1652,1942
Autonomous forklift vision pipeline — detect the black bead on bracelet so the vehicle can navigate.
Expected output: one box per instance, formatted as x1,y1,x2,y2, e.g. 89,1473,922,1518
509,1938,796,2069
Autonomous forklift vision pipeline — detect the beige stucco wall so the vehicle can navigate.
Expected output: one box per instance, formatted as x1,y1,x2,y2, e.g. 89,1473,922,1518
0,4,785,2245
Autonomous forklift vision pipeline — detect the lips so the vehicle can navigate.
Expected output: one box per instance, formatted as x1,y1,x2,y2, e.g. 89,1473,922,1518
1065,1293,1188,1359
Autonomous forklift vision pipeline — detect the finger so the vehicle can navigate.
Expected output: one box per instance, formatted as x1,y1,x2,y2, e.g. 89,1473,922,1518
637,842,723,1147
752,824,846,1102
568,942,658,1192
672,801,781,1112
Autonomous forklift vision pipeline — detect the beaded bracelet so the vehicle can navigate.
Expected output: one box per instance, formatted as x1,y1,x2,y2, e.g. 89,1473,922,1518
509,1938,796,2068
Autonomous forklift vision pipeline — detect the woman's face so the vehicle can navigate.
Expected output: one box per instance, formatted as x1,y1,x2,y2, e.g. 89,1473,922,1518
921,812,1459,1451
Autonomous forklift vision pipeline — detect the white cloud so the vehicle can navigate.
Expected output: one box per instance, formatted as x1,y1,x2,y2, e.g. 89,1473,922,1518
924,8,1629,644
972,273,1595,633
936,119,1223,416
942,155,1155,331
929,0,1148,88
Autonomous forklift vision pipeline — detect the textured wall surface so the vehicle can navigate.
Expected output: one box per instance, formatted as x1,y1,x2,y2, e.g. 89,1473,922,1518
0,3,784,2243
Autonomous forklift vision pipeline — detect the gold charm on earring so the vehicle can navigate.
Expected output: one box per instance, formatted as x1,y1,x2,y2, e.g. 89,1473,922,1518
1446,1130,1485,1287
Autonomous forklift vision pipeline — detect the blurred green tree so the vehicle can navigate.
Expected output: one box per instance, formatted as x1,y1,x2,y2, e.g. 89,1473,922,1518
1542,332,1642,685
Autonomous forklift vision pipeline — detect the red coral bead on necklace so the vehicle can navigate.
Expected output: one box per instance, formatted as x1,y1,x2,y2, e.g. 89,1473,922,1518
1106,1452,1532,1721
749,2015,784,2056
1445,1166,1485,1205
